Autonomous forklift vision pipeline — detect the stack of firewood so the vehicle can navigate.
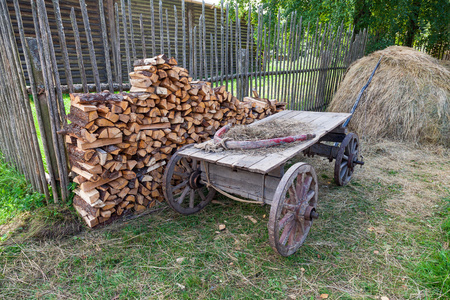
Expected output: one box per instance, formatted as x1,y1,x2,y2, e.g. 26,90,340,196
65,54,285,227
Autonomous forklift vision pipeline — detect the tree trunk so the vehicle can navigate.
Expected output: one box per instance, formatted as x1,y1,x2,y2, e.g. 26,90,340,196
404,0,422,47
353,0,371,34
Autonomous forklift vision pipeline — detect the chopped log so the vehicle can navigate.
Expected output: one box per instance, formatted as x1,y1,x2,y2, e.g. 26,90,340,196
77,137,122,150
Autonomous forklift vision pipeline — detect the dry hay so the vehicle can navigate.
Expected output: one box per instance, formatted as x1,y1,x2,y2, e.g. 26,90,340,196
218,119,315,155
328,46,450,147
223,119,314,141
439,59,450,71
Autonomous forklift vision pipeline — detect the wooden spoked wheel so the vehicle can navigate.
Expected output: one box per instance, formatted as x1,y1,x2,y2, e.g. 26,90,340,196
268,163,318,256
334,133,360,186
163,151,215,215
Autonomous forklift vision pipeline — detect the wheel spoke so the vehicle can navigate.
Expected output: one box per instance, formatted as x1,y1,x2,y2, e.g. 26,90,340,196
288,186,298,203
351,139,357,152
301,175,312,199
279,221,295,246
340,161,347,169
173,180,188,192
340,165,348,179
180,158,192,173
343,154,349,160
278,212,294,230
283,204,297,211
288,222,298,246
306,190,315,203
189,189,195,208
296,173,305,198
176,186,191,204
298,217,305,234
174,171,189,178
197,188,207,201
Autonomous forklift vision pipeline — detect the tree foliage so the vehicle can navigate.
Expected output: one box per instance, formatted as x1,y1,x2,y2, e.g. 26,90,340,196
225,0,449,57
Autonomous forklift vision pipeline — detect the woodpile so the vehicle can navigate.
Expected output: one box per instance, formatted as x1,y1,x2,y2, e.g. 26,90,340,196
64,54,285,227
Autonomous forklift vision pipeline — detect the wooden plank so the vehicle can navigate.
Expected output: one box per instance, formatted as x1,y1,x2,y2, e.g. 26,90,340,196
247,112,350,174
52,0,73,93
128,0,136,62
70,8,88,93
80,0,101,92
121,0,131,75
165,9,171,58
80,172,122,192
202,163,280,204
99,0,114,92
139,14,146,58
182,0,186,67
150,0,156,57
115,3,123,91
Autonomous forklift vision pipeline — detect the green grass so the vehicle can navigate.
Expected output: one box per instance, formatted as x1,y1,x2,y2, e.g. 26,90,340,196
29,94,71,172
414,191,450,297
0,155,46,226
0,140,449,299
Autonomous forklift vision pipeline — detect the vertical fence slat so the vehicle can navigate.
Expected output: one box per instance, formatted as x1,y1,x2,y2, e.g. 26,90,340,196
35,0,69,201
128,0,137,62
198,17,203,80
159,0,164,54
174,6,178,61
52,0,73,93
13,0,56,201
115,3,123,91
225,4,229,91
0,0,41,193
140,14,146,58
182,0,186,67
193,25,197,79
210,33,213,83
80,0,101,92
70,8,88,93
220,0,224,86
166,9,171,58
189,12,193,76
214,7,218,87
202,1,207,80
298,22,310,109
121,0,131,76
99,0,114,91
256,6,261,95
229,10,233,94
150,0,156,57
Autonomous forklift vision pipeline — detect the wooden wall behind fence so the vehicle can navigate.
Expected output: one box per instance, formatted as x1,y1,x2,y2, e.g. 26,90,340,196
2,0,367,199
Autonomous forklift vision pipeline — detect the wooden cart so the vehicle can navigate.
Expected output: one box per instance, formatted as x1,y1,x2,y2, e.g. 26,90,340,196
162,110,363,256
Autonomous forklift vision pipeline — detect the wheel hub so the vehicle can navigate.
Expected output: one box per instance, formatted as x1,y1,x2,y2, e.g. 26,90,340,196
188,170,203,189
304,206,319,221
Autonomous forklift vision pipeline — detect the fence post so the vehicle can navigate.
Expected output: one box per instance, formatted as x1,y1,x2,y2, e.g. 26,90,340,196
237,48,249,99
315,50,330,110
25,37,59,181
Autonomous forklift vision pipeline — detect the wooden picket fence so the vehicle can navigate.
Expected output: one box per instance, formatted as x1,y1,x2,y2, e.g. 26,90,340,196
1,0,367,200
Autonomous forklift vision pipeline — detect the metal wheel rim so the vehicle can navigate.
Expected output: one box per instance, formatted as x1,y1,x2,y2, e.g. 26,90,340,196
334,133,359,186
268,162,318,256
163,149,215,215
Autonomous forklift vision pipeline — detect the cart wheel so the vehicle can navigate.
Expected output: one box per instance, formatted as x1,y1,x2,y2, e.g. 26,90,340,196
163,150,215,215
268,163,318,256
334,133,360,186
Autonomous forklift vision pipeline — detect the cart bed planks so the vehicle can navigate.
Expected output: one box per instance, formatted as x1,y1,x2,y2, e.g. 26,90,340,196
178,110,351,174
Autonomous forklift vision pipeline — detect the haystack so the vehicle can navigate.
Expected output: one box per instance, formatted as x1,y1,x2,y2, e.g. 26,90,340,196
328,46,450,146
